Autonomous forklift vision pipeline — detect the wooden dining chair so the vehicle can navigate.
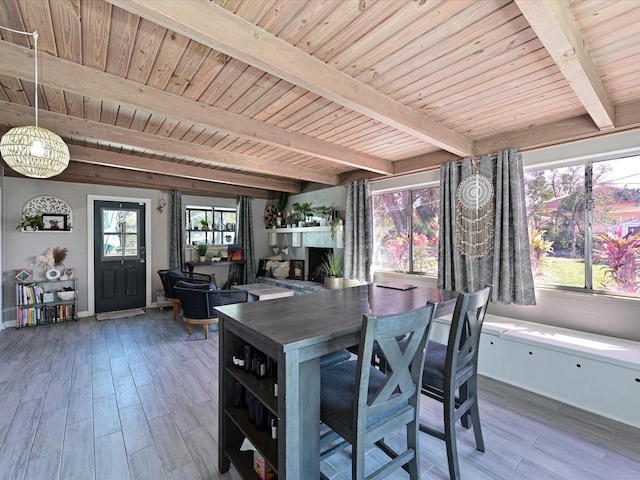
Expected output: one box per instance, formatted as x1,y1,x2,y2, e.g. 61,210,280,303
417,284,492,480
319,301,437,480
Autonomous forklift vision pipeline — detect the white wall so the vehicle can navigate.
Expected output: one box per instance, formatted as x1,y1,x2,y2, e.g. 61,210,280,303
1,178,254,327
2,178,169,325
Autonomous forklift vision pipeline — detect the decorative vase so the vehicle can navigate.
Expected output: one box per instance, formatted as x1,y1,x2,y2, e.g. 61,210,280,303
45,268,61,280
324,276,344,290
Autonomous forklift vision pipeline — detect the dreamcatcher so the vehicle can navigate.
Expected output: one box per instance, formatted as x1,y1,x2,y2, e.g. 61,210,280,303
455,169,495,258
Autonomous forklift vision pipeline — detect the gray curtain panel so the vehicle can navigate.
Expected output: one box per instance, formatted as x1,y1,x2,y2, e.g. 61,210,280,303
438,149,536,305
344,180,372,282
229,196,256,285
170,190,184,270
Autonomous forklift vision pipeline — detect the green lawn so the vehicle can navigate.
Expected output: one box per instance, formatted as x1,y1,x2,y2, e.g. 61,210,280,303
536,257,609,288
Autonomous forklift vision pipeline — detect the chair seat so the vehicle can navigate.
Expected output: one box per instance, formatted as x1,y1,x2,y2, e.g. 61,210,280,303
423,340,447,379
320,349,351,368
321,360,407,432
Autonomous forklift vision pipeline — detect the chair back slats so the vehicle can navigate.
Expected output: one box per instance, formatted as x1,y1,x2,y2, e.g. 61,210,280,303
446,286,492,378
355,301,437,433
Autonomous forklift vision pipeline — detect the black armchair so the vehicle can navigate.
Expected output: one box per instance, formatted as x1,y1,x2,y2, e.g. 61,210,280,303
157,269,215,321
173,280,248,339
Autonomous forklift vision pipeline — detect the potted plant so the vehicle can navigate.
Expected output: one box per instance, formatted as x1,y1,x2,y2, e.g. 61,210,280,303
315,205,332,226
281,242,289,256
292,202,313,226
196,244,208,262
319,252,344,289
18,214,45,231
199,219,209,231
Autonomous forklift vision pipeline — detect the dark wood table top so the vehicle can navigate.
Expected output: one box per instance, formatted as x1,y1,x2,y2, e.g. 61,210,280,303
215,283,457,354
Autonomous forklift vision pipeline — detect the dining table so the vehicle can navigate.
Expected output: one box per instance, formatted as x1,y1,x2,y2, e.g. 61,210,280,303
215,283,458,480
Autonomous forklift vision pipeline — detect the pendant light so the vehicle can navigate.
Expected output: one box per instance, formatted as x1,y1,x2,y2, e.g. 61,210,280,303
0,28,69,178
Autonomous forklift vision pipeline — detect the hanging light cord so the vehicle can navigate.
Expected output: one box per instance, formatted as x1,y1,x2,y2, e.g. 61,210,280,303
0,26,39,126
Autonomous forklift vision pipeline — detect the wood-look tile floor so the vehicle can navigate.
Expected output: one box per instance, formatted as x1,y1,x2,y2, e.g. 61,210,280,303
0,308,638,480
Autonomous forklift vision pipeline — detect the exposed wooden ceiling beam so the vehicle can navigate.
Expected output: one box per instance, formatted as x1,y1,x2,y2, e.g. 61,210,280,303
0,100,308,191
0,160,272,198
476,98,640,154
106,0,474,157
67,145,302,193
393,151,460,176
515,0,615,130
0,40,391,175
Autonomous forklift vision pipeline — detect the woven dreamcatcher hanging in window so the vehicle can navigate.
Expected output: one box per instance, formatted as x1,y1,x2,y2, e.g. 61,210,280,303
456,172,495,258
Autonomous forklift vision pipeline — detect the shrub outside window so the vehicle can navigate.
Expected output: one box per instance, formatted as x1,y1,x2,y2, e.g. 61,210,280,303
372,188,439,275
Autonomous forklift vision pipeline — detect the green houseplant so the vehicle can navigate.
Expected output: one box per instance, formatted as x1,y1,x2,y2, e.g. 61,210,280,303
18,214,45,231
319,252,344,289
196,244,208,261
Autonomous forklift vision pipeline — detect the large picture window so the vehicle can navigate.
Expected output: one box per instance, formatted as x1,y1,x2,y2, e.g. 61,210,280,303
525,157,640,297
372,187,439,275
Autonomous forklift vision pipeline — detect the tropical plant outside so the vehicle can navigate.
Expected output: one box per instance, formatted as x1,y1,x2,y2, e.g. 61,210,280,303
593,231,640,293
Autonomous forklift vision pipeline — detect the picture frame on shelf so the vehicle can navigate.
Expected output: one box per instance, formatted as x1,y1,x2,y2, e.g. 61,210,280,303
42,292,55,303
42,214,67,230
227,244,243,261
289,259,305,280
14,269,33,283
61,268,75,280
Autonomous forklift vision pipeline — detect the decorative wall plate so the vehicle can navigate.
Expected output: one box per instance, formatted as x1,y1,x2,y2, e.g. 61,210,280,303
264,203,278,227
22,195,73,229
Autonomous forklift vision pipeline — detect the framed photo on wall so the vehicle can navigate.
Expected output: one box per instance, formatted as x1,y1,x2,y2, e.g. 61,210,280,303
289,259,305,280
14,269,33,283
42,214,67,230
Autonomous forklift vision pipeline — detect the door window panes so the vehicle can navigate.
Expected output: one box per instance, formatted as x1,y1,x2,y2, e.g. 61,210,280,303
102,208,140,259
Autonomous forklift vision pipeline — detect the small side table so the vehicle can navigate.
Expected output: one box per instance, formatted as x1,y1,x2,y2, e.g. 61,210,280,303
231,283,294,301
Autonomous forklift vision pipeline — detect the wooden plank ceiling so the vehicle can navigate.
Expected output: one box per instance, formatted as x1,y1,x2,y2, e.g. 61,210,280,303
0,0,639,198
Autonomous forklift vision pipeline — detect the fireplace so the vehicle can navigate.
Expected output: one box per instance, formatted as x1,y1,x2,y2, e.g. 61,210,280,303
307,247,333,283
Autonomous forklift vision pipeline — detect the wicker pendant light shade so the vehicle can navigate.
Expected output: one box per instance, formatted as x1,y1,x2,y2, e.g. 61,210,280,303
0,126,70,178
0,28,69,179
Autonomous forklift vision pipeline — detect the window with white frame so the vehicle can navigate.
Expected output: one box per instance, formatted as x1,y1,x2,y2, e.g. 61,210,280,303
372,187,439,275
525,156,640,297
370,155,640,298
185,205,237,246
